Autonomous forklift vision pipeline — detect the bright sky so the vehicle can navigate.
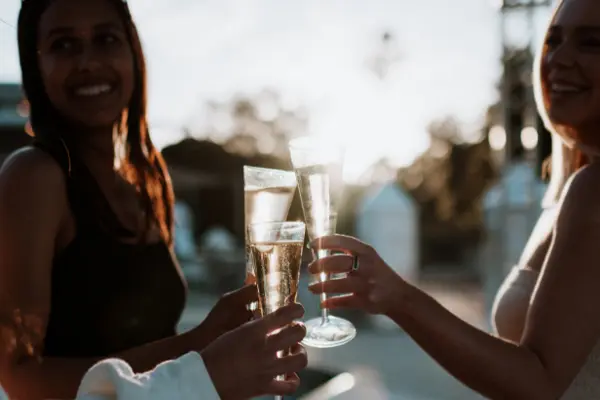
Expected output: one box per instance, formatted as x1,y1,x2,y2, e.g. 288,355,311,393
0,0,555,182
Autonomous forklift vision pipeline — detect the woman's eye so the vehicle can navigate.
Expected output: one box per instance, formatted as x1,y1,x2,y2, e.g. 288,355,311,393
545,35,561,48
50,37,76,52
97,33,121,47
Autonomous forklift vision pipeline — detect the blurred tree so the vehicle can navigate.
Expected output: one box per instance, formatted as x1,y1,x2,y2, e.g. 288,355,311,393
189,89,309,161
504,48,531,161
162,89,309,242
397,116,497,267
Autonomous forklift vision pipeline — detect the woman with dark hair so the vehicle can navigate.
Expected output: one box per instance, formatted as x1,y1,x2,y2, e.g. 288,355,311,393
309,0,600,398
0,0,306,399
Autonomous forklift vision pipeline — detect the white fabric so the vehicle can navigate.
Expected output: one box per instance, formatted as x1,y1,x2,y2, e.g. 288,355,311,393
76,352,219,400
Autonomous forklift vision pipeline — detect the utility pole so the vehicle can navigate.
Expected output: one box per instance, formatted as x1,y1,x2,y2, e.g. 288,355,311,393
497,0,552,165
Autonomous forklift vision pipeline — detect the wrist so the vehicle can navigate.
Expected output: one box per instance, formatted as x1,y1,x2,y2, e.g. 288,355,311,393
200,346,229,400
188,322,214,352
385,277,418,325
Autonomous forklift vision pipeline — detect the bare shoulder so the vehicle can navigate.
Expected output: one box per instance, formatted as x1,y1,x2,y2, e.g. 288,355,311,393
556,162,600,227
0,146,66,202
0,146,68,233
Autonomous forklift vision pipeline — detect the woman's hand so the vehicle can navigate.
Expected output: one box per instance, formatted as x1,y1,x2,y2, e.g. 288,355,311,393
190,285,257,350
201,303,308,400
308,234,406,316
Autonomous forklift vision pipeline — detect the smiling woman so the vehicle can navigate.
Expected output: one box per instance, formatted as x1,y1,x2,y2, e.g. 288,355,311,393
0,0,239,398
306,0,600,398
36,2,135,129
539,0,600,155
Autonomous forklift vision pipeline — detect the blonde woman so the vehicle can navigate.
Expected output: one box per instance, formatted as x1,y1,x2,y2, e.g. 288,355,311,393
308,0,600,398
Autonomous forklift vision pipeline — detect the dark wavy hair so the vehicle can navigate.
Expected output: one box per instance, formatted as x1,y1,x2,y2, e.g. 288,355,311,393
17,0,175,244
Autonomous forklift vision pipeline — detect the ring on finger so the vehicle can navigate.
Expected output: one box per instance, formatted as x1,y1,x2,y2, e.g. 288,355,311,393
351,255,360,272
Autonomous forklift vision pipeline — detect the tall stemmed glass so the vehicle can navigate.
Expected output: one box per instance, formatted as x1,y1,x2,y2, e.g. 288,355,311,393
289,136,356,348
243,166,297,310
247,221,306,400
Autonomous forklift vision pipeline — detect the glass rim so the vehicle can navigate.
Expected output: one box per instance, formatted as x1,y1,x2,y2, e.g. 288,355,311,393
243,165,295,175
243,165,297,188
247,220,306,231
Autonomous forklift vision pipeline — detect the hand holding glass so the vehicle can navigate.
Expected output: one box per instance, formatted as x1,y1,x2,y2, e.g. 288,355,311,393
247,221,306,400
289,136,356,348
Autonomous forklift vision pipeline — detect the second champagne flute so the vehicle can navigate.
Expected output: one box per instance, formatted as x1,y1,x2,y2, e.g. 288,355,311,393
289,136,357,348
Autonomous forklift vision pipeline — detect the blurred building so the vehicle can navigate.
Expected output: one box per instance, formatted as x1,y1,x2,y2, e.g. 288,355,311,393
0,83,30,164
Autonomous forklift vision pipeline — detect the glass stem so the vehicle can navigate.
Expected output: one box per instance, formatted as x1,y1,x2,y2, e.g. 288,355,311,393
318,249,330,324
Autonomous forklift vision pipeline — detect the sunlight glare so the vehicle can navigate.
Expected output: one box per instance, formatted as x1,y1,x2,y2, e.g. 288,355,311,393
521,126,538,150
488,125,506,151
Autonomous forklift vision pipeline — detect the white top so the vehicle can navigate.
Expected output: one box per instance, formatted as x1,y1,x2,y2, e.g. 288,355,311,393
493,266,600,399
76,352,219,400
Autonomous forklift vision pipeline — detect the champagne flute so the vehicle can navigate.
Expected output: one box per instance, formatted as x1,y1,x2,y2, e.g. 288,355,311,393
243,166,297,311
247,221,306,400
289,136,357,348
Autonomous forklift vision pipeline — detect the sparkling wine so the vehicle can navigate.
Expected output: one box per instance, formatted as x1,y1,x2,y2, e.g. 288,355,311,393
294,164,342,240
244,186,296,282
289,137,357,349
250,241,303,316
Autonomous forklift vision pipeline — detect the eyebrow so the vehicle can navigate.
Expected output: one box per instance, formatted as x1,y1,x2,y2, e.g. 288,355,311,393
45,22,122,38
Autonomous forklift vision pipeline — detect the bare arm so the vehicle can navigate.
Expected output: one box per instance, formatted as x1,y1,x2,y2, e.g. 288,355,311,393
388,164,600,399
311,163,600,399
0,149,201,400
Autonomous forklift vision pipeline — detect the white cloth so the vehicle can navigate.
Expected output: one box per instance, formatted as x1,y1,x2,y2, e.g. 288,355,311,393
76,351,219,400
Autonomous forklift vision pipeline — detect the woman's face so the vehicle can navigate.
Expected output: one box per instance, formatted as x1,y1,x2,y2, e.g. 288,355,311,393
543,0,600,133
37,0,134,129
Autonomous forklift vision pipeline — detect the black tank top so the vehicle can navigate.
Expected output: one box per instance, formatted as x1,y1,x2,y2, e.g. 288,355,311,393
34,141,187,358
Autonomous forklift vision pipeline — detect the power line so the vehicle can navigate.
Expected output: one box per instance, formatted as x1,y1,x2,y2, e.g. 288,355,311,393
0,17,15,29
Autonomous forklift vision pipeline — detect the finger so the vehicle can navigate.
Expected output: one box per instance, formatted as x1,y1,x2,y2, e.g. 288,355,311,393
308,254,354,275
310,234,373,256
225,309,254,329
322,294,364,309
289,343,306,356
270,350,309,376
233,307,255,324
258,303,305,334
265,322,306,352
264,374,301,396
309,276,366,295
222,284,258,306
252,308,263,320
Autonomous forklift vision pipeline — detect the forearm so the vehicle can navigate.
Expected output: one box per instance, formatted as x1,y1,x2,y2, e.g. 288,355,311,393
388,284,555,400
3,330,196,400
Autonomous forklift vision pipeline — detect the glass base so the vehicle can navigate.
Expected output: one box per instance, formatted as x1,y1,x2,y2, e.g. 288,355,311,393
302,316,356,348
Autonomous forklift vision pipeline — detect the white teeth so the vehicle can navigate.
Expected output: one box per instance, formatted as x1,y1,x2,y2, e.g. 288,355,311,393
74,84,112,97
551,83,585,93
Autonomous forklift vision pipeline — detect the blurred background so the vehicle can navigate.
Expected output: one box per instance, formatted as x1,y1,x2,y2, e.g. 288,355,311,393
0,0,557,398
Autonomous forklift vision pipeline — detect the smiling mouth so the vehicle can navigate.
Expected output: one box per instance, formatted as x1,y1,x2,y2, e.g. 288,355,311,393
70,83,117,98
550,83,589,95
